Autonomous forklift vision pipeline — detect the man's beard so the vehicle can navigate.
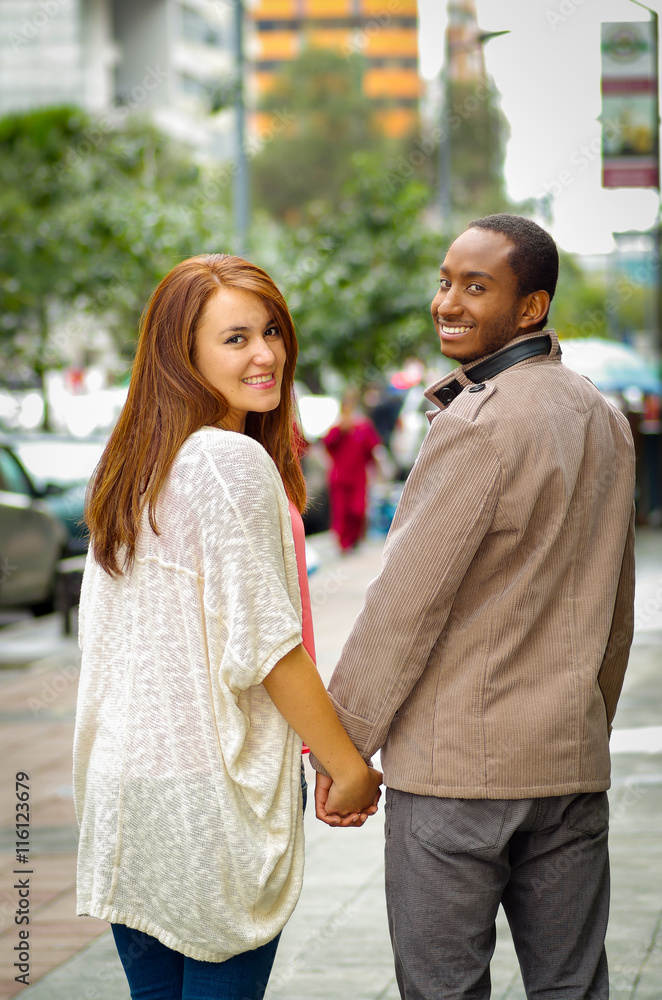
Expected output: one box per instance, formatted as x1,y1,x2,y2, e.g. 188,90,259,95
461,305,522,364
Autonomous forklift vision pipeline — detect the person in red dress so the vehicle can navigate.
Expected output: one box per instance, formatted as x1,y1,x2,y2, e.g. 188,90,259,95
323,387,381,552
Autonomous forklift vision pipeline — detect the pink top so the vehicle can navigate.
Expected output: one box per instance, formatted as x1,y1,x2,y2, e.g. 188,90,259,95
289,502,315,755
288,501,316,664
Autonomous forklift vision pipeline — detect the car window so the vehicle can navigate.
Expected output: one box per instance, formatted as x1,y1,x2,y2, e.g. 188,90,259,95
0,448,33,495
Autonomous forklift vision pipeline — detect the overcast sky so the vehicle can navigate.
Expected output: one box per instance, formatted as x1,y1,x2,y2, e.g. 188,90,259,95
417,0,661,256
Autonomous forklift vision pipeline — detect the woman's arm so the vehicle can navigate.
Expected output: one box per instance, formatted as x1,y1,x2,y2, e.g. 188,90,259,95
262,643,382,824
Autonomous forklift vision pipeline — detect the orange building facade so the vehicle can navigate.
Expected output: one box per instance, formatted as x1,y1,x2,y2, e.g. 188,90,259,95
250,0,420,137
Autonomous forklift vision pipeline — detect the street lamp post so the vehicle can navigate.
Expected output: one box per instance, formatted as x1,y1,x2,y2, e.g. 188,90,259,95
438,27,452,226
233,0,250,255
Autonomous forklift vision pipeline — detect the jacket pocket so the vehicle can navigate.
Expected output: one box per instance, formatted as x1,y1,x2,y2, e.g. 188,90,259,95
410,796,510,854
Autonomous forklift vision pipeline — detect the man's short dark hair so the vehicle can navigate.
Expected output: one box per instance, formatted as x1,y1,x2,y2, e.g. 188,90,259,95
467,214,559,327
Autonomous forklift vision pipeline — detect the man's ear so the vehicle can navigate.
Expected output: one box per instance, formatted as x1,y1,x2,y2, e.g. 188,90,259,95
520,290,550,330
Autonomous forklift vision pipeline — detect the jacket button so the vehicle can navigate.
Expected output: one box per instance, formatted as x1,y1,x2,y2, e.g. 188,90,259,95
438,388,455,404
468,383,486,392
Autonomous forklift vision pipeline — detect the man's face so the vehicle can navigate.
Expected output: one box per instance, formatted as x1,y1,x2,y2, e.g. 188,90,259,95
430,228,529,365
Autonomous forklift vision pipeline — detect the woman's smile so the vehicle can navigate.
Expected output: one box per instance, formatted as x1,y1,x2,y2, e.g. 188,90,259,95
242,371,277,387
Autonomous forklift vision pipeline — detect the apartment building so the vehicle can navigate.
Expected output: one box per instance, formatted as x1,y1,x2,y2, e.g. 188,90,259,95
250,0,420,137
0,0,235,157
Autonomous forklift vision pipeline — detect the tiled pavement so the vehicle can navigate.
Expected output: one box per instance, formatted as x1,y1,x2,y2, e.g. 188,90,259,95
0,641,106,998
1,529,661,998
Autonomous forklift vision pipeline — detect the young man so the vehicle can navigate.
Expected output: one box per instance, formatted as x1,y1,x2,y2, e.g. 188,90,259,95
313,215,636,999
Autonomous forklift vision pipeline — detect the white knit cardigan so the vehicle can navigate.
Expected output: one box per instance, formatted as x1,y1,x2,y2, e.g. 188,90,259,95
73,428,305,961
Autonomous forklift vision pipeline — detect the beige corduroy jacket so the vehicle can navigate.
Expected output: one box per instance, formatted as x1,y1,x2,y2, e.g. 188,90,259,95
314,329,636,799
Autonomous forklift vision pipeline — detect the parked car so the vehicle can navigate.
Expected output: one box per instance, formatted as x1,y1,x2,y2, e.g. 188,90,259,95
10,434,106,554
0,440,67,613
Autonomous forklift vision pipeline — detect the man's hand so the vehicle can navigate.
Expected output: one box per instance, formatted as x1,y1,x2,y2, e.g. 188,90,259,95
315,769,382,827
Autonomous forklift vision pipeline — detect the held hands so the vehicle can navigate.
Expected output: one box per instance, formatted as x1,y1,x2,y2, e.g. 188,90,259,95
260,644,381,826
315,767,382,828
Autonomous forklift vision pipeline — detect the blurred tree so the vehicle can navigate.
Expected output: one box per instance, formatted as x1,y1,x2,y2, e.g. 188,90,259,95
0,107,230,424
251,48,400,221
255,160,442,392
446,79,512,223
615,284,647,339
0,107,86,418
1,104,619,418
551,252,610,339
256,179,620,390
248,46,547,390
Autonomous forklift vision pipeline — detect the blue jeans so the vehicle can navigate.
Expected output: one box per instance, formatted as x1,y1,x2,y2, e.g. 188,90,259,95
111,764,307,999
111,924,280,1000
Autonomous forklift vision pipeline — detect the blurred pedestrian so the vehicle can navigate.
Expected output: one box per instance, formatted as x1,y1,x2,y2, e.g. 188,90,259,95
323,387,381,552
313,215,636,1000
74,254,381,1000
364,381,404,451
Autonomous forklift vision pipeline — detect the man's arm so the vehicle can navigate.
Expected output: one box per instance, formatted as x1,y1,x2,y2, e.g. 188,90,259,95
597,503,636,731
310,410,502,771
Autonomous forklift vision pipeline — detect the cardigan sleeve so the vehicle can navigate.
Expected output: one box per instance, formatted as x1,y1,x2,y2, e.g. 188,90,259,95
311,411,501,768
192,434,303,694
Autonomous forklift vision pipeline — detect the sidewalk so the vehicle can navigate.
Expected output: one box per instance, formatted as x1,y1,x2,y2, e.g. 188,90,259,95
1,529,661,999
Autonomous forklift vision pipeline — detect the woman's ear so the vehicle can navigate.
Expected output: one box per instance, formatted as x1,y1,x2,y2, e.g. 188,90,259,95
520,290,550,330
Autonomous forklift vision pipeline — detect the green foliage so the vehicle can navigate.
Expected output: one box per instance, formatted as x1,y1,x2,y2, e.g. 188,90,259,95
0,76,619,408
0,106,230,387
551,253,610,339
249,53,547,389
551,256,650,343
446,79,511,223
253,159,442,390
406,78,517,226
251,48,401,221
615,284,648,337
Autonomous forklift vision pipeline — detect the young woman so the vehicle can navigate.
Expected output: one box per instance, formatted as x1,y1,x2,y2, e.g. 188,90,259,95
73,254,381,1000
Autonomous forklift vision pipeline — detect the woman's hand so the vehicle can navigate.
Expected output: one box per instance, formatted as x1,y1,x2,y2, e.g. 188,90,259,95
315,768,382,827
262,644,382,826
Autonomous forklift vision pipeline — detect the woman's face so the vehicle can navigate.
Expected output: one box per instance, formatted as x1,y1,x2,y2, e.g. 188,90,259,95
194,286,287,433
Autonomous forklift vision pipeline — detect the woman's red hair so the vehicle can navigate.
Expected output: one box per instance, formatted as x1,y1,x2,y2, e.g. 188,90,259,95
86,253,306,576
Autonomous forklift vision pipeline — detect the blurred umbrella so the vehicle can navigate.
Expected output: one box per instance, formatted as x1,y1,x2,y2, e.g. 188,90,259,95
559,337,661,395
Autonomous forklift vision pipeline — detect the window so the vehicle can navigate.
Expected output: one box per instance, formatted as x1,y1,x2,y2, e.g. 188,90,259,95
181,7,225,47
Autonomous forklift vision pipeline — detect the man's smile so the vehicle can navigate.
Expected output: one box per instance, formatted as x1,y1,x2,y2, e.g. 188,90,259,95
439,324,473,337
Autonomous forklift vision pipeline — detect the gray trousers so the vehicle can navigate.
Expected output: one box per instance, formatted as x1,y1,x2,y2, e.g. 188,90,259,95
384,789,610,1000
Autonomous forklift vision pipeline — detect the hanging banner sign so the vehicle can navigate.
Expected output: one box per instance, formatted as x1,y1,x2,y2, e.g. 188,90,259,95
601,20,659,189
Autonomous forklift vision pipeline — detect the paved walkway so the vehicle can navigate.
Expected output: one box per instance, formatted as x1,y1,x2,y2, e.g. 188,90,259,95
1,529,661,998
